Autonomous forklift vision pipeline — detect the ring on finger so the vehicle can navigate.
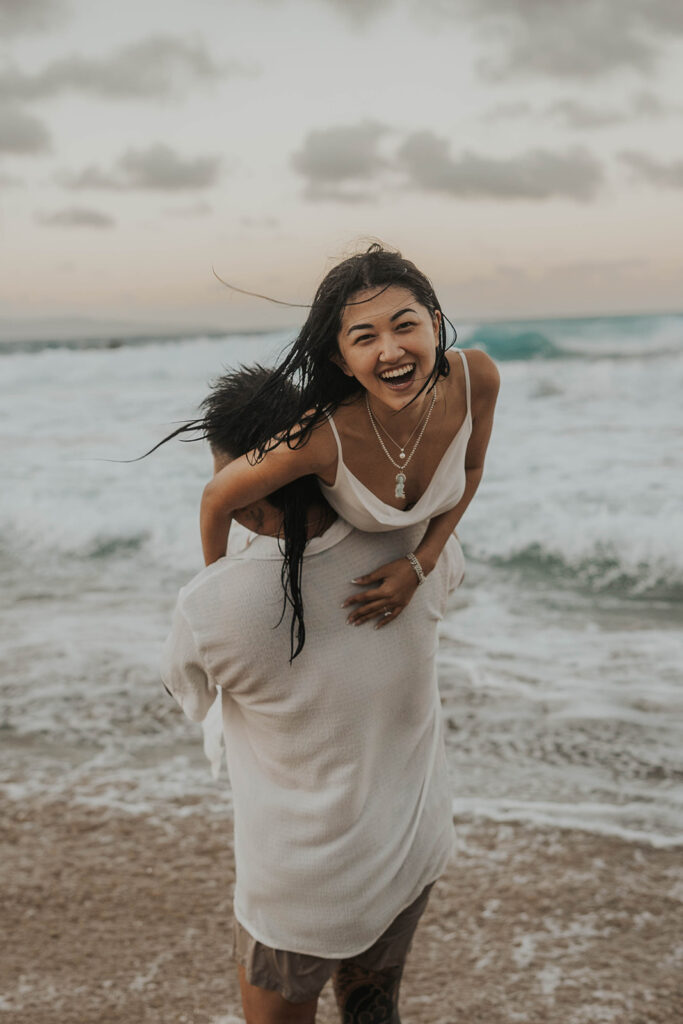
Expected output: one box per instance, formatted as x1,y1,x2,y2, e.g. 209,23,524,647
383,607,392,617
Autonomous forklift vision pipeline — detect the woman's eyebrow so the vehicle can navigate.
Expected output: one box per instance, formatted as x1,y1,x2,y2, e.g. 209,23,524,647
346,308,417,335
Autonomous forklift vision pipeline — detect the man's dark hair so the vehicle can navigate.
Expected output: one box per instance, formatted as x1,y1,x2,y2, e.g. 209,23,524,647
201,364,323,662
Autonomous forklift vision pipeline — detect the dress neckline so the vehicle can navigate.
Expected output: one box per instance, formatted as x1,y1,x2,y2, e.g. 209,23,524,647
324,406,472,515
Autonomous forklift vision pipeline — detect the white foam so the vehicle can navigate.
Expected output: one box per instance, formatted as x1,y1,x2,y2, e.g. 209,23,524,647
452,798,683,848
1,324,681,843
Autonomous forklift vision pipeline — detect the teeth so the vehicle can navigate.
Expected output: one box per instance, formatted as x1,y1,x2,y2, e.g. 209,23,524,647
380,363,415,381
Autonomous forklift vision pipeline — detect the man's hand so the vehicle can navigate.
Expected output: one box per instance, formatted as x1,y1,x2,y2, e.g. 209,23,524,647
342,557,420,629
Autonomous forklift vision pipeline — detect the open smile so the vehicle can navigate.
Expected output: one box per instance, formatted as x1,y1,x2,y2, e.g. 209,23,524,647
378,362,416,387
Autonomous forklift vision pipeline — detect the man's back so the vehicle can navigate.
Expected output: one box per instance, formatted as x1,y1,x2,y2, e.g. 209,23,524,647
162,519,463,958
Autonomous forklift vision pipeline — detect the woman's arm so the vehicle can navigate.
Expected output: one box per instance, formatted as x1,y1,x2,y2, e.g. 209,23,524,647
345,350,500,626
200,426,334,565
415,351,499,573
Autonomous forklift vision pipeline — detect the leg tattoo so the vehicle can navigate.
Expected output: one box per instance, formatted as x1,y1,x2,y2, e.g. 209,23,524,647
332,961,404,1024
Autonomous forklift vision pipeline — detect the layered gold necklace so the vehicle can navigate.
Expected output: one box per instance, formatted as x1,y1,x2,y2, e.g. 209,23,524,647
365,385,437,499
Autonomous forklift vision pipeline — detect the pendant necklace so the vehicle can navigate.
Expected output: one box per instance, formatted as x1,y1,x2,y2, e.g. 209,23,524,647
365,385,437,499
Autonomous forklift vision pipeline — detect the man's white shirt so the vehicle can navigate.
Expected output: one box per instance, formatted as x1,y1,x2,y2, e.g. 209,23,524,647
161,518,464,958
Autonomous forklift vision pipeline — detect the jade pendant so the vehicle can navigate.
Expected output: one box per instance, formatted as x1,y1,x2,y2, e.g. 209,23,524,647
395,472,406,499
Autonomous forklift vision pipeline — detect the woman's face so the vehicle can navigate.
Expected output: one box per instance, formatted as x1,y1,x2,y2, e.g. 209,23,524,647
335,285,440,412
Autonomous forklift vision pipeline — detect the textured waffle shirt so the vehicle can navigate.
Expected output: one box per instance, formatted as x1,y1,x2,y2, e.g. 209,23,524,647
161,518,464,958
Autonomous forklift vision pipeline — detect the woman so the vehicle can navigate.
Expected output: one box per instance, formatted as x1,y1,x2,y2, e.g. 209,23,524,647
201,243,499,635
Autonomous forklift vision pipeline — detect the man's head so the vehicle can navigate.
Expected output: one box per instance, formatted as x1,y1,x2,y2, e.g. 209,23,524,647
201,363,293,470
201,364,323,536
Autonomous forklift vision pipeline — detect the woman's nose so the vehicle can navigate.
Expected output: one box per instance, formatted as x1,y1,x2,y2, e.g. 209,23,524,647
378,334,405,362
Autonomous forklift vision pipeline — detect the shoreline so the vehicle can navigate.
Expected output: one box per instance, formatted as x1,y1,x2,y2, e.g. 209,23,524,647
2,793,681,1023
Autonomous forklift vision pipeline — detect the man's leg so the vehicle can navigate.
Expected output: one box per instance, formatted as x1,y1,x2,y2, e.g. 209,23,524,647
331,882,434,1024
332,961,404,1024
238,964,319,1024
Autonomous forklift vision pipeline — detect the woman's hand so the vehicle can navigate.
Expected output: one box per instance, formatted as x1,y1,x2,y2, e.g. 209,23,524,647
343,556,421,629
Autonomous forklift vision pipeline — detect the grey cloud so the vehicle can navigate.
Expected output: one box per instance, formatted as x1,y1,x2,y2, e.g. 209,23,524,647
0,0,65,36
0,105,50,153
547,100,625,130
166,201,213,218
303,184,377,203
0,35,249,103
61,143,222,191
397,131,602,200
620,151,683,188
630,91,671,116
449,0,683,79
483,101,534,122
486,91,676,131
641,0,683,33
261,0,392,26
37,207,115,228
292,123,603,202
0,169,21,186
292,121,388,200
549,92,679,129
324,0,393,25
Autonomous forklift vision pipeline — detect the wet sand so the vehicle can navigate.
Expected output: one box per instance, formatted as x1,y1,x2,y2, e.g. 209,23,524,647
2,794,682,1024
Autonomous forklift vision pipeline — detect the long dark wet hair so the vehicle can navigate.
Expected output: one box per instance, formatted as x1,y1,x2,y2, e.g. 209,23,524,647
201,364,322,662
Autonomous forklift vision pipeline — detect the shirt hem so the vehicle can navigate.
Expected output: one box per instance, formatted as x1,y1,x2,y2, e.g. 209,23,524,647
232,843,454,960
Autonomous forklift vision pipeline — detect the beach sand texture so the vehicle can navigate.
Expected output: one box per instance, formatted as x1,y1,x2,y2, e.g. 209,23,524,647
2,794,681,1024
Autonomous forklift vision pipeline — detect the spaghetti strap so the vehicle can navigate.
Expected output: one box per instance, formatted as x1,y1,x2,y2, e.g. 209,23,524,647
326,413,343,459
458,349,471,417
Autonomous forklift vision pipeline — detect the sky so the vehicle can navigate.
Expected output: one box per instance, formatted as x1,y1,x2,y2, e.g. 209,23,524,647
2,0,683,336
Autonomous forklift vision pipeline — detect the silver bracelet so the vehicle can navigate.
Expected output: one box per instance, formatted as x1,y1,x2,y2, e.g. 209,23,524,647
405,552,426,586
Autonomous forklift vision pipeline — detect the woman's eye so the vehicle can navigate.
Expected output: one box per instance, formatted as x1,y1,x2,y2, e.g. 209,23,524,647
397,321,415,330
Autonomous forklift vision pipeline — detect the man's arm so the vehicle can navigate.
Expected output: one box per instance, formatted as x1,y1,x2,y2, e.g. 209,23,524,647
160,602,217,723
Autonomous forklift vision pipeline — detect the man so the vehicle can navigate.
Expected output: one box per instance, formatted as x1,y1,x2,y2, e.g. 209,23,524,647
161,366,464,1024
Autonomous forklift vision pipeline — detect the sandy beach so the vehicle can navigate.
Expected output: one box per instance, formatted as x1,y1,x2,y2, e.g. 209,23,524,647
2,792,681,1024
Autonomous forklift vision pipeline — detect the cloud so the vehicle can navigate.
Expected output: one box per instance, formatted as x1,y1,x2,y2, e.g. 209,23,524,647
485,91,680,130
642,0,683,33
37,207,116,228
292,121,389,200
0,34,251,102
547,100,625,130
620,151,683,188
303,184,377,203
450,0,683,79
323,0,393,25
165,201,213,218
483,101,534,122
396,131,603,200
0,105,51,154
548,92,681,129
61,143,222,191
261,0,392,26
630,91,675,117
0,170,22,186
292,123,603,202
0,0,65,36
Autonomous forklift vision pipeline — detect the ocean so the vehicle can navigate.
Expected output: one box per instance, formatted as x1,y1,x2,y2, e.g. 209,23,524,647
1,313,682,845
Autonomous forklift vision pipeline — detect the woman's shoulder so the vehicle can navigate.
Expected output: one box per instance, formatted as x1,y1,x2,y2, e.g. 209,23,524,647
445,347,500,404
302,410,342,482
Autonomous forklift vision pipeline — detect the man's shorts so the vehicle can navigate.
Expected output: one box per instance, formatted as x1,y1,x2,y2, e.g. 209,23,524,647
233,882,434,1004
